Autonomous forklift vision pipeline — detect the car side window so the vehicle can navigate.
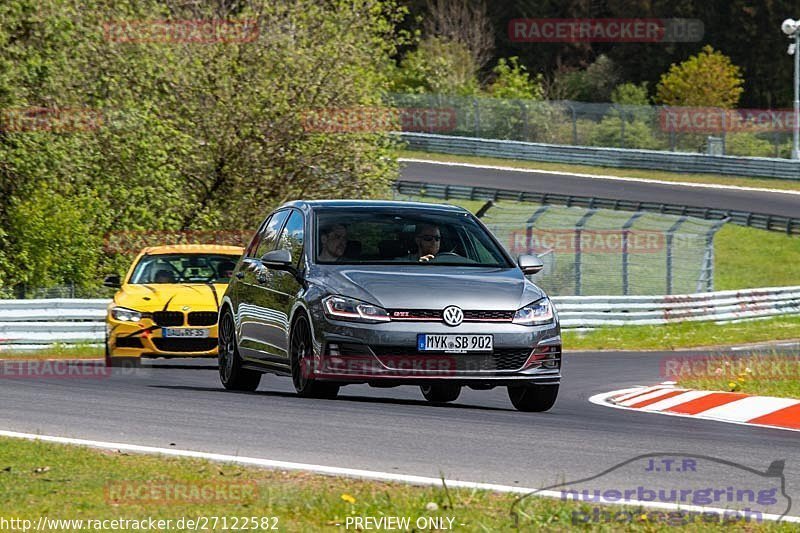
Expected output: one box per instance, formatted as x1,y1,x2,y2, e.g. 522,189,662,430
277,210,305,268
245,216,271,258
255,210,290,259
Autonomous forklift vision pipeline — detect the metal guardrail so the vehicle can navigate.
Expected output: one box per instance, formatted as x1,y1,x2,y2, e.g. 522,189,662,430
554,286,800,328
393,180,800,235
398,132,800,181
1,292,798,348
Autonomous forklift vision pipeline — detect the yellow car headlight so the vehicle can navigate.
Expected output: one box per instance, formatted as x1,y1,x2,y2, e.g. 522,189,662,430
111,307,143,322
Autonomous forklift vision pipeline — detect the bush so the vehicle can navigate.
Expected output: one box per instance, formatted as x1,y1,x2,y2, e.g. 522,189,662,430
485,57,543,100
724,133,776,158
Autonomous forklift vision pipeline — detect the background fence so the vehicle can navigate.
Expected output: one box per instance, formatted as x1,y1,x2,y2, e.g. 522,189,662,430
393,180,800,236
398,132,800,180
2,290,798,349
393,185,725,296
388,93,799,160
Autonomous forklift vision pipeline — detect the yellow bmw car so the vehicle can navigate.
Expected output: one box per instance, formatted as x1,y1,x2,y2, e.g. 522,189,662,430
104,244,244,367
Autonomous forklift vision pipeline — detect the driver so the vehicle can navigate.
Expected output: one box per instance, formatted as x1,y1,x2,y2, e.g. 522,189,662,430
318,223,348,262
412,223,441,262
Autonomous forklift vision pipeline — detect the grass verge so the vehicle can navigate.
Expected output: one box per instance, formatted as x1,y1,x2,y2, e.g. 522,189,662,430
564,315,800,351
0,343,103,360
714,225,800,290
399,149,800,192
0,437,794,531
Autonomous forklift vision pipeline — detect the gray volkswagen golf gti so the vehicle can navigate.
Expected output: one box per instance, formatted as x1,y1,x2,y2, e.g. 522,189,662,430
218,200,561,411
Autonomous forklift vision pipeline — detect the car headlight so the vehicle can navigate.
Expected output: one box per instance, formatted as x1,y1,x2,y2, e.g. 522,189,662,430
512,298,554,326
322,295,390,323
111,307,143,322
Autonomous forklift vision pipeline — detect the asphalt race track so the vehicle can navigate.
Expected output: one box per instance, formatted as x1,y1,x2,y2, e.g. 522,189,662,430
1,352,798,516
399,160,800,219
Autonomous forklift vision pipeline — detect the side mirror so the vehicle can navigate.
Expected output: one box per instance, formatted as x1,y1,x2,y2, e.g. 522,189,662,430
260,249,293,269
103,274,121,288
518,254,544,275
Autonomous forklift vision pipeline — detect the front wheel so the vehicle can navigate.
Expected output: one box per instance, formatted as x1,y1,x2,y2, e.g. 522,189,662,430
507,384,559,412
218,310,261,391
420,383,461,403
290,315,339,399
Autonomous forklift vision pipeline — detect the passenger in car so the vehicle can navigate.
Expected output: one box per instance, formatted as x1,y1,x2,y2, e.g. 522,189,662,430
318,223,348,262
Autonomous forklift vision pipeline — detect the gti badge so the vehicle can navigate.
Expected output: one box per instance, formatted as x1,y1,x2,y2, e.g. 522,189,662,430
442,306,464,327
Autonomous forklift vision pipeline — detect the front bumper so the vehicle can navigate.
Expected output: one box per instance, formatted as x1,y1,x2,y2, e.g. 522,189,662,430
310,316,561,384
106,317,219,359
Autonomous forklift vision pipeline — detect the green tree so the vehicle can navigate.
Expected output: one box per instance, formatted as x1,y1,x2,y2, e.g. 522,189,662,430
0,0,410,294
390,36,479,95
656,45,744,108
485,57,543,100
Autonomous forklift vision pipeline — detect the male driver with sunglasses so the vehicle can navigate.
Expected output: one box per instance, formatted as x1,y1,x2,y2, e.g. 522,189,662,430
412,223,441,262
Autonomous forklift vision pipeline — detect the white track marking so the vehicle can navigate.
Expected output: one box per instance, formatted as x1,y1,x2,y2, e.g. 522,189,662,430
590,389,800,434
618,388,682,407
640,390,714,412
400,158,800,196
0,428,797,523
608,386,658,403
698,396,800,422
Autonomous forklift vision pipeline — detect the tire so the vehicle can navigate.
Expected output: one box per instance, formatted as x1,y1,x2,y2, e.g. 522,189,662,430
218,309,262,391
290,314,339,399
420,383,461,403
507,384,559,412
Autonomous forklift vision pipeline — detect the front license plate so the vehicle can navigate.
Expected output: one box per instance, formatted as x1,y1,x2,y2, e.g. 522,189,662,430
162,328,210,338
417,334,493,353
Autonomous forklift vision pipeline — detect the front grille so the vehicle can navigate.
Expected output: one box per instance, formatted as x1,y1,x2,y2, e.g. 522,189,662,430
463,310,514,321
152,338,217,353
115,337,143,349
371,346,532,371
188,311,218,326
387,309,513,322
152,311,184,327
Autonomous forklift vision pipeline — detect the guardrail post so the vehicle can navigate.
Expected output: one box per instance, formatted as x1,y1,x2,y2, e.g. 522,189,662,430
622,212,645,295
665,216,688,294
574,210,597,296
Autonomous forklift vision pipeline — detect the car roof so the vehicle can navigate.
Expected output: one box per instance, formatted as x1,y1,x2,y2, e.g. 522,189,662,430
141,244,244,255
280,199,468,212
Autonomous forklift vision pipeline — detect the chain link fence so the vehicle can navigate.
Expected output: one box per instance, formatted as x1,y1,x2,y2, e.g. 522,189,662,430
392,188,724,296
388,93,796,159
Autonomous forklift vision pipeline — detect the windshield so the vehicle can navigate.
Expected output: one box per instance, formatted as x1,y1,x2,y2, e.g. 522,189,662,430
314,208,513,267
129,254,241,284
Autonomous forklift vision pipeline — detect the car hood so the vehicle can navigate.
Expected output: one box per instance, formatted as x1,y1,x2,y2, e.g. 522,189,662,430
312,266,545,310
113,283,227,312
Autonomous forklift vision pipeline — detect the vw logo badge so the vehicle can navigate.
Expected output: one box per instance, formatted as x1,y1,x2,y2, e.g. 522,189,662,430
442,306,464,327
